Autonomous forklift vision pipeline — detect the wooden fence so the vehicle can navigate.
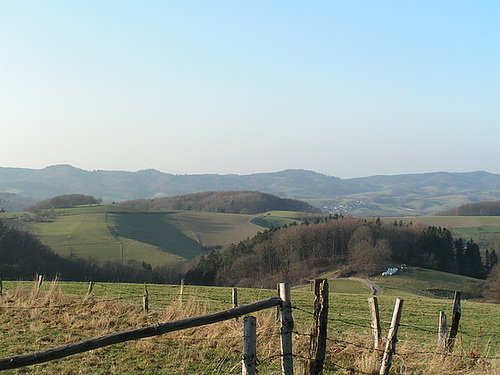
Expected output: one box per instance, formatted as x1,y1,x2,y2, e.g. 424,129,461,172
0,279,481,374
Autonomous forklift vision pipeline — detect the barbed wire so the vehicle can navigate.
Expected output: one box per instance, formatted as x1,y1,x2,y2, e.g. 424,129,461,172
1,285,499,373
289,326,500,362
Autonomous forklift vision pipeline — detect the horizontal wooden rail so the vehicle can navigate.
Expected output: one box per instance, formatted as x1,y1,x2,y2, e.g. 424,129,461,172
0,296,283,371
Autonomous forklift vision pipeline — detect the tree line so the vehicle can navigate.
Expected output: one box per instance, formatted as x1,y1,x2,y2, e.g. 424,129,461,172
26,194,101,211
119,191,321,214
439,200,500,216
185,216,499,288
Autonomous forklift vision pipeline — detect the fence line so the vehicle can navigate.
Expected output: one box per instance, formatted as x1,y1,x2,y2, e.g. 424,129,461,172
1,279,499,373
0,296,282,371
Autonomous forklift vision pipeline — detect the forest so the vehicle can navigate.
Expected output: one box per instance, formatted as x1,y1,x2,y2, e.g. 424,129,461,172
185,215,499,288
119,191,321,214
26,194,100,211
439,200,500,216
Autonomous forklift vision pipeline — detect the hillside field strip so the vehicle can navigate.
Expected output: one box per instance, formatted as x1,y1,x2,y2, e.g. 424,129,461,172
1,269,499,374
170,211,263,247
21,206,196,266
382,216,500,245
10,206,275,265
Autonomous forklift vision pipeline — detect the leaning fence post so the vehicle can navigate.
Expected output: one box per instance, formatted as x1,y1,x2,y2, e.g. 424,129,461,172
307,279,329,375
242,316,257,375
446,291,461,353
278,283,294,375
36,274,44,296
143,284,149,314
437,310,447,352
87,281,95,297
368,296,382,350
379,298,404,375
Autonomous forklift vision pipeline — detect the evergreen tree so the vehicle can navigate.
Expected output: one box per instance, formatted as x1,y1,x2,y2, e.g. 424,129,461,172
484,249,499,274
463,240,484,278
454,238,465,275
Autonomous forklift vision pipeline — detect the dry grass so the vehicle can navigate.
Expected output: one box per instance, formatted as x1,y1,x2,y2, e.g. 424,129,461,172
0,280,282,374
0,280,498,374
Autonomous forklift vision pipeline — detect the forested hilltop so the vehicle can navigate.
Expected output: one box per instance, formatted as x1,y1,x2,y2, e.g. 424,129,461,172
185,216,499,288
119,191,321,214
439,200,500,216
26,194,100,211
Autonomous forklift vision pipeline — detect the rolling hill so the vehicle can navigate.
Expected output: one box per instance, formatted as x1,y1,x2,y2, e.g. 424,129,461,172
1,164,500,216
9,204,267,267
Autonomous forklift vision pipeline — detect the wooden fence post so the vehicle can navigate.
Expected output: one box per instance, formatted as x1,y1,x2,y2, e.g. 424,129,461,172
143,284,149,314
36,274,44,296
307,279,329,375
87,281,95,297
379,298,404,375
233,287,239,322
437,310,447,352
0,275,2,296
446,291,461,353
278,283,294,375
368,296,382,350
232,288,238,308
179,279,184,307
242,316,257,375
0,296,283,370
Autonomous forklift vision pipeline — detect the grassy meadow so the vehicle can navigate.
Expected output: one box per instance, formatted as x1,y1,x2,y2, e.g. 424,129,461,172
22,206,191,267
171,211,262,247
8,205,276,267
0,267,499,374
251,210,307,228
382,216,500,247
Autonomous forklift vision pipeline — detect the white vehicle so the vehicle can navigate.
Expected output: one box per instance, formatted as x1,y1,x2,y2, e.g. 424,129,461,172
382,267,399,276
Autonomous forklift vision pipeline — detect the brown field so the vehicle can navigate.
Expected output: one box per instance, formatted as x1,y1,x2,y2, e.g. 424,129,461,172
171,211,262,247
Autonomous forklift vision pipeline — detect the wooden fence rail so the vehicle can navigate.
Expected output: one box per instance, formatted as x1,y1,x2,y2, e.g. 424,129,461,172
0,278,469,374
0,296,283,371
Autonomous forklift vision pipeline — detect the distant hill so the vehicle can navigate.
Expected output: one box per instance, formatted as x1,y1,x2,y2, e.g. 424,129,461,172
119,191,321,215
0,192,36,212
1,165,500,216
439,200,500,216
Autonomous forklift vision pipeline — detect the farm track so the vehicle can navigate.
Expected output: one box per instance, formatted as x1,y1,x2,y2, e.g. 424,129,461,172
346,277,382,296
300,277,382,296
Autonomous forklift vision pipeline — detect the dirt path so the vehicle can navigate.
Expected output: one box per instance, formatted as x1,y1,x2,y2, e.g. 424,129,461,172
302,277,383,296
347,277,382,296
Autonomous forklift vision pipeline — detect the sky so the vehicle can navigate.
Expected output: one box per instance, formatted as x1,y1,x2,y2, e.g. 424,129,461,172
1,1,499,179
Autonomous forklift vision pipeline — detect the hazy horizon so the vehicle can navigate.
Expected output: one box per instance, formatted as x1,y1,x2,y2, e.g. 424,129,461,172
1,163,498,180
1,1,499,179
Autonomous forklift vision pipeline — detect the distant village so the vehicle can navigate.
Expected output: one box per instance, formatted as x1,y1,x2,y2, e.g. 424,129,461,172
326,200,367,214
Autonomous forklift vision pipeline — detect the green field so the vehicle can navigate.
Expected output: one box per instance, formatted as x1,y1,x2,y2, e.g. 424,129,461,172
1,268,499,374
19,207,192,267
6,205,272,266
250,210,322,228
382,216,500,247
109,212,200,259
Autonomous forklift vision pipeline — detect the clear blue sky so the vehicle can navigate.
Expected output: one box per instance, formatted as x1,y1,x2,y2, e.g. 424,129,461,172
1,1,499,178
